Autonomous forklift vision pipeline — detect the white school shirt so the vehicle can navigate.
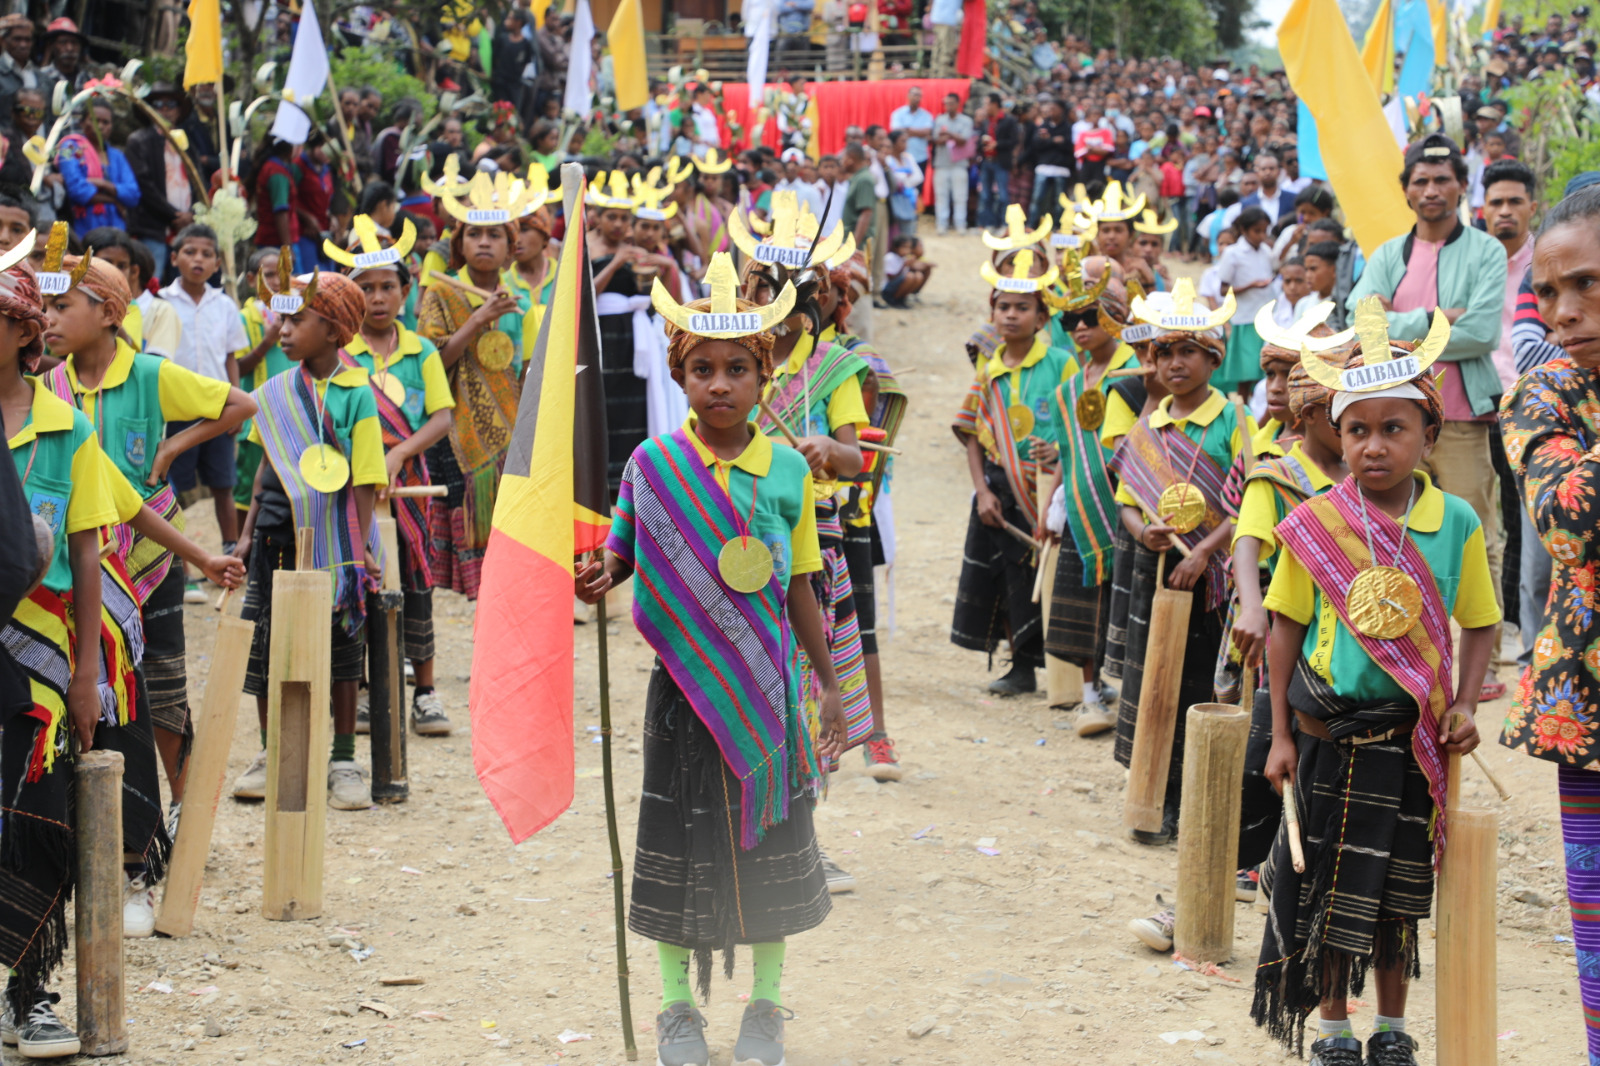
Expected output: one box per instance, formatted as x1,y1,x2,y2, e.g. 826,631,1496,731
158,281,249,382
1213,238,1278,326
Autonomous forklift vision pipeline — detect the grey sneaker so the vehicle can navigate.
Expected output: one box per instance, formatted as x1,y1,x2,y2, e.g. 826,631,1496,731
733,999,792,1066
166,800,182,843
1307,1033,1364,1066
819,852,855,894
1128,896,1174,952
327,760,373,810
9,991,79,1058
411,690,452,736
654,1001,709,1066
232,749,268,800
1074,699,1114,737
355,688,370,734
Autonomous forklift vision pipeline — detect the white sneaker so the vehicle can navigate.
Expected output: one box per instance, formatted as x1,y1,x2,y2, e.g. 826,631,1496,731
231,749,268,800
6,990,79,1058
328,760,372,810
410,690,452,736
123,874,155,938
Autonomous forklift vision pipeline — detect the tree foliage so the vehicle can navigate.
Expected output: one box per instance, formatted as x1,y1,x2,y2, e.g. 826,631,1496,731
1037,0,1224,64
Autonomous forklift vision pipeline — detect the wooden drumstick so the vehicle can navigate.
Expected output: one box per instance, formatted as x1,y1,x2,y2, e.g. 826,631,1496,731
757,398,801,448
427,272,499,301
1283,781,1306,874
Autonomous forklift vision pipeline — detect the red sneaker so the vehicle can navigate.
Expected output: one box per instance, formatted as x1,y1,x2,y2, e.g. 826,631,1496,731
863,736,903,782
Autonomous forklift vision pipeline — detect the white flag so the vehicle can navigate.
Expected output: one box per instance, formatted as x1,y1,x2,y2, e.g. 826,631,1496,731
269,0,330,144
563,0,596,116
744,0,773,110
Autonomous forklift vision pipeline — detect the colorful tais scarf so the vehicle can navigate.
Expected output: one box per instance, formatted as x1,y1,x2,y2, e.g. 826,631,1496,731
760,336,870,441
1054,376,1120,586
1,587,75,781
253,359,384,636
954,372,1045,529
1273,478,1454,866
368,370,434,592
609,430,816,849
836,334,906,518
1107,417,1233,608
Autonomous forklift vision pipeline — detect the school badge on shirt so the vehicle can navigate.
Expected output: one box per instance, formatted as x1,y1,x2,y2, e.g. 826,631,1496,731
125,428,147,468
30,492,65,535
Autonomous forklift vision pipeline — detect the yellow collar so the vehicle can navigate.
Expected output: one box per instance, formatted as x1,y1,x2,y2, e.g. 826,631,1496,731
1151,386,1226,429
1254,418,1286,458
1385,471,1445,534
780,331,816,379
8,379,76,447
1066,341,1136,383
983,336,1048,382
65,338,138,395
1285,440,1337,492
682,414,774,477
323,365,370,388
346,326,424,370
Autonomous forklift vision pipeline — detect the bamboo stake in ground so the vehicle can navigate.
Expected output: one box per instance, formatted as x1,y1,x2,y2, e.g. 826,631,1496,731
1034,473,1082,707
367,496,408,803
595,577,638,1060
1122,560,1194,835
1173,702,1250,963
1436,712,1499,1066
155,598,256,938
76,749,128,1056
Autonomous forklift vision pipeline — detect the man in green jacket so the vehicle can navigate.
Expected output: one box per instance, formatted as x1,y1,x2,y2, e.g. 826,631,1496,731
1348,132,1509,699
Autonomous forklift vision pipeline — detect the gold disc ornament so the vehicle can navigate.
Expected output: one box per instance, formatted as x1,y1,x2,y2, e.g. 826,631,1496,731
1158,482,1207,535
1007,403,1035,439
476,329,514,371
377,372,406,407
1076,389,1106,431
1346,565,1423,639
299,444,351,493
717,537,774,594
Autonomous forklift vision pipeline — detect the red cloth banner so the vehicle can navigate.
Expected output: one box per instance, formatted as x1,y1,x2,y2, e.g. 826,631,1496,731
720,77,972,157
958,0,987,78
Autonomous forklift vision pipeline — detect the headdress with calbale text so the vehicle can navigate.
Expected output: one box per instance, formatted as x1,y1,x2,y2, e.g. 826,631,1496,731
1132,209,1178,236
258,245,317,313
980,248,1060,295
323,215,419,275
653,251,796,370
1303,295,1451,421
981,204,1052,254
35,221,93,298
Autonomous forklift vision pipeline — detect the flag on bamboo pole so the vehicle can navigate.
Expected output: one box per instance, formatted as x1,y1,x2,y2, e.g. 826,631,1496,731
1395,0,1435,102
183,0,224,88
1427,0,1448,66
470,166,610,842
609,0,649,112
1479,0,1502,40
1362,0,1396,95
564,0,597,115
1281,0,1412,256
270,0,331,146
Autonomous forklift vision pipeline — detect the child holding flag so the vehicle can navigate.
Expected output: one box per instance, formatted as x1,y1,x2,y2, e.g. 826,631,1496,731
331,218,457,736
576,253,846,1066
230,272,388,811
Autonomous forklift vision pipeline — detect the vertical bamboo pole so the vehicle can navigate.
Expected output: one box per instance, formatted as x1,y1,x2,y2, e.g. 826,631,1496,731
368,497,409,802
1123,569,1193,834
1173,702,1250,963
1037,476,1083,707
1436,719,1498,1066
76,749,128,1056
596,592,637,1060
155,603,256,938
263,530,332,920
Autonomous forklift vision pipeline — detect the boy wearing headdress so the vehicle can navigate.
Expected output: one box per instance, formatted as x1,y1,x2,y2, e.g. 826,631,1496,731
1252,302,1499,1066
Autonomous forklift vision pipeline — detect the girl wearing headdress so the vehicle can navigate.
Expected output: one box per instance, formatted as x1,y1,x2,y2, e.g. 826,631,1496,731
232,271,390,813
1253,302,1498,1066
576,252,845,1066
331,219,458,737
415,191,530,600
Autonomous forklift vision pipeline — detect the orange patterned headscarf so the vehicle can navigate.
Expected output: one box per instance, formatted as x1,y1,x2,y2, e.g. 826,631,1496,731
295,272,367,347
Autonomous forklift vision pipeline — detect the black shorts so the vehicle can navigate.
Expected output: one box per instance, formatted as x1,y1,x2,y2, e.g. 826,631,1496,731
165,420,237,493
842,523,881,655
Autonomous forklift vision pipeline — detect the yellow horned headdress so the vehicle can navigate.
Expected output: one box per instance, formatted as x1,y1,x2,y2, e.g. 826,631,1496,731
435,170,543,226
35,221,92,297
0,228,35,274
1079,180,1146,223
1299,295,1450,394
1253,299,1355,354
585,170,636,211
1040,248,1109,312
323,214,419,273
1129,277,1233,333
981,204,1052,253
1132,209,1178,235
420,153,470,200
730,190,848,271
652,251,796,339
511,165,562,210
665,156,695,185
1050,206,1097,251
630,172,679,221
693,149,733,175
979,249,1060,294
257,245,317,314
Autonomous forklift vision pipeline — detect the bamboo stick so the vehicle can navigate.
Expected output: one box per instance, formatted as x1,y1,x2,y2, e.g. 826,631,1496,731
1123,580,1194,834
596,590,637,1060
76,749,128,1057
427,271,499,301
1437,710,1498,1066
1173,702,1250,963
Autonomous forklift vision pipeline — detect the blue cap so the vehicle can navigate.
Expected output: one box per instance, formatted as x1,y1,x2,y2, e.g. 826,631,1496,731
1565,171,1600,198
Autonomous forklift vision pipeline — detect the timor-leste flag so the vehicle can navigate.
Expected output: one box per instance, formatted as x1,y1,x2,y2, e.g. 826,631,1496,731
470,178,610,842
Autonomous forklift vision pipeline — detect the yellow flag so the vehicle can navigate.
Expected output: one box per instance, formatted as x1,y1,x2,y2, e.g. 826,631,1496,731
1361,0,1396,95
1281,0,1412,255
530,0,553,27
183,0,224,88
1427,0,1448,66
608,0,648,111
1479,0,1501,39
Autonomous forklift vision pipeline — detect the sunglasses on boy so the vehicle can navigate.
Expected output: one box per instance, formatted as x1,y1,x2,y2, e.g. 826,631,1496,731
1057,309,1101,332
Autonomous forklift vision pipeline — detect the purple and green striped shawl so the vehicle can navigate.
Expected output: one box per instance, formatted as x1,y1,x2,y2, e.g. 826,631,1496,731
609,429,809,850
254,359,384,637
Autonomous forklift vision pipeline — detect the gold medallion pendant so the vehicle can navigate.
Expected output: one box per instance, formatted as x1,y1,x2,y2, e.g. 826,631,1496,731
1158,482,1206,535
1076,389,1106,431
717,537,774,594
378,372,407,407
1346,565,1423,639
1007,403,1035,439
476,329,514,371
299,444,351,493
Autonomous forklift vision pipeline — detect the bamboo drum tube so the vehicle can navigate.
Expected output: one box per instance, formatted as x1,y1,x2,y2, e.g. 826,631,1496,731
1036,475,1083,706
369,504,409,803
1123,583,1194,833
1173,702,1250,963
76,749,128,1056
263,543,333,921
155,607,256,937
1437,726,1498,1066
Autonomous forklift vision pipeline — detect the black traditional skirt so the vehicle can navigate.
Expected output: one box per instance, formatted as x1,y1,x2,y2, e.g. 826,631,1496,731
1044,535,1110,669
1101,523,1138,682
628,664,829,999
1111,541,1227,811
950,463,1044,671
599,313,648,495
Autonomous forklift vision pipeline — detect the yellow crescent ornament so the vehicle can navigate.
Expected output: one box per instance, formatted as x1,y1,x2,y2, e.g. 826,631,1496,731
1346,566,1424,639
476,329,514,371
717,537,774,594
1158,483,1206,536
1076,389,1106,431
299,445,351,493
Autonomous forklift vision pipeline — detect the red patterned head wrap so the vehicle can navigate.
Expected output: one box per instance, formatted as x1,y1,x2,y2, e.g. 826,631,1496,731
295,272,367,348
0,266,48,370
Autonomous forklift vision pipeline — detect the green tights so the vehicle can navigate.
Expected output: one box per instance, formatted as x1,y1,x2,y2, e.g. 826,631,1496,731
658,941,786,1011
